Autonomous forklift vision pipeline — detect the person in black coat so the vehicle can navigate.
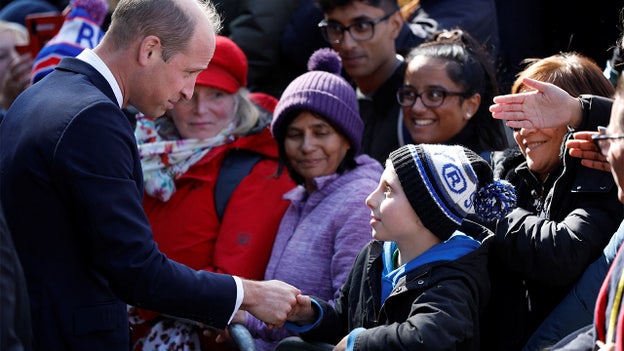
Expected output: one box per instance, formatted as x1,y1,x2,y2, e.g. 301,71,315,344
488,56,624,350
489,68,624,351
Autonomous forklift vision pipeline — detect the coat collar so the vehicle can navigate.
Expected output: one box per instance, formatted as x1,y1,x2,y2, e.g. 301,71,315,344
55,57,118,107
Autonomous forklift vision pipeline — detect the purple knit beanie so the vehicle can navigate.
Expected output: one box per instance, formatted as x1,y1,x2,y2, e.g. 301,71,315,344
271,48,362,153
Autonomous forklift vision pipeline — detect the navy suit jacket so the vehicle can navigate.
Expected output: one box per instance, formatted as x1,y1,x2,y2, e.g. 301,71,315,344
0,57,238,351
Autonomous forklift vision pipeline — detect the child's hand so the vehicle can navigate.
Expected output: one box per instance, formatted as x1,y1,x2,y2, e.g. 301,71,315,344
332,335,348,351
286,294,316,325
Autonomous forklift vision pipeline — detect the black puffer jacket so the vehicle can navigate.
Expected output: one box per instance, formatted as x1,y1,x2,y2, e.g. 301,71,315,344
484,95,624,350
302,220,493,351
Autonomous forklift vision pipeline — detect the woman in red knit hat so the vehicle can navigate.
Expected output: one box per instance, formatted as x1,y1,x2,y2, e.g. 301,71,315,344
128,35,295,351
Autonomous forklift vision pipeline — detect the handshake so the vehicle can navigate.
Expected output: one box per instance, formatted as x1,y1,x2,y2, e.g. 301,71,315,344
239,279,316,328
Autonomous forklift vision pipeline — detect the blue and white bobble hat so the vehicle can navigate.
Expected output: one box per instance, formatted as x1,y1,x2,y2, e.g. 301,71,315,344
389,144,516,241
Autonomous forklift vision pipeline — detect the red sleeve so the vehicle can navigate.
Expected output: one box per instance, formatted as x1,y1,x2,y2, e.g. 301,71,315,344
132,157,293,324
210,158,294,280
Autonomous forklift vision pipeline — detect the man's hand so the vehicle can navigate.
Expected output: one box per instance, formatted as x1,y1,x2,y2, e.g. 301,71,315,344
230,309,246,325
241,279,300,328
489,77,582,130
566,131,611,172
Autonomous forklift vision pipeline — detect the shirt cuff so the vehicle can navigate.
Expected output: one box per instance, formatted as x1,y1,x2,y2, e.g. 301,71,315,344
228,276,244,324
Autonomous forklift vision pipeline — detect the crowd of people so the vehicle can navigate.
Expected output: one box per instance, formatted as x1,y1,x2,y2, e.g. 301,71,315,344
2,0,624,351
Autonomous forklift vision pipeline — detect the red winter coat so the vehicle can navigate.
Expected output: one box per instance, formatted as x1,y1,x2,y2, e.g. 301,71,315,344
136,126,294,324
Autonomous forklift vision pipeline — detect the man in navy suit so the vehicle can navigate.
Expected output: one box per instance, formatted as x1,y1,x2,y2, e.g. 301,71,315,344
0,0,300,350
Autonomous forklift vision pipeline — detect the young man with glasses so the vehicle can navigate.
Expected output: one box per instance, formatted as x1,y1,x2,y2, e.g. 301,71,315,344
316,0,406,165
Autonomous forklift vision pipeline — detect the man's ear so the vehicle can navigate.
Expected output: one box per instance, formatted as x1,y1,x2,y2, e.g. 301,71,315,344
138,35,161,66
389,11,404,40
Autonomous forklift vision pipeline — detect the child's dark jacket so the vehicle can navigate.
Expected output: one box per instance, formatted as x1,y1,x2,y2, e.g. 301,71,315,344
301,220,492,351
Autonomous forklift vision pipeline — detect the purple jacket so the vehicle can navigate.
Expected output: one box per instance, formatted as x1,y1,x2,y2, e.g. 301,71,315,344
244,154,383,350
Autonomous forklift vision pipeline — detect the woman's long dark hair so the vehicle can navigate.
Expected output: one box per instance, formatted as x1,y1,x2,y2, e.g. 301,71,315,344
405,29,508,151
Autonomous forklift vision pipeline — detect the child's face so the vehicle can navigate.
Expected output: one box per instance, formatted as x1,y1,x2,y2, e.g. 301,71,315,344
365,161,423,243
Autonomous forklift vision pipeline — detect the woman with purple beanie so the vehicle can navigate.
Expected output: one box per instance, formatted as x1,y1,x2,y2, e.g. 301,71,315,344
229,48,383,351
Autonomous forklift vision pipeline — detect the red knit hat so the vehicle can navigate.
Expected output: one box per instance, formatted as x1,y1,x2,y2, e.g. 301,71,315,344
195,35,247,93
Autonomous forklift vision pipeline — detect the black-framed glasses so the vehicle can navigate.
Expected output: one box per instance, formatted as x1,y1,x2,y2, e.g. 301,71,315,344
318,11,396,45
592,126,624,156
396,86,470,108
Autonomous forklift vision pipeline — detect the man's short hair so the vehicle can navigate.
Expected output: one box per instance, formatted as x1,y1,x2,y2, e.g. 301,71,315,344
315,0,399,15
106,0,220,61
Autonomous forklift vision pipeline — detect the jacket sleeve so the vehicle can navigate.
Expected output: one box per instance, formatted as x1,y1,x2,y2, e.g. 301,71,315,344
56,104,238,328
493,187,621,287
354,280,480,350
304,253,481,350
211,158,293,279
577,95,613,132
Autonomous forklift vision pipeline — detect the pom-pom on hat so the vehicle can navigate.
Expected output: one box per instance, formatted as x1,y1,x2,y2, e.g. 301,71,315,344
389,144,516,241
271,48,362,153
72,0,108,26
195,35,247,94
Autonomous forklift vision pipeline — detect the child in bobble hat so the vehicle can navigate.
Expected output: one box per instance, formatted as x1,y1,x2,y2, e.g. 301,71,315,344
280,143,516,351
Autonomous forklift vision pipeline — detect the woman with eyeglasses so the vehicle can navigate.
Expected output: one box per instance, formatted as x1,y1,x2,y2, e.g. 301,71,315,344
484,52,624,351
398,29,509,160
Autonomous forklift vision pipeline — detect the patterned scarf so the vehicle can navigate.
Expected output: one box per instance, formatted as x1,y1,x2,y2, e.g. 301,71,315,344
135,115,236,202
